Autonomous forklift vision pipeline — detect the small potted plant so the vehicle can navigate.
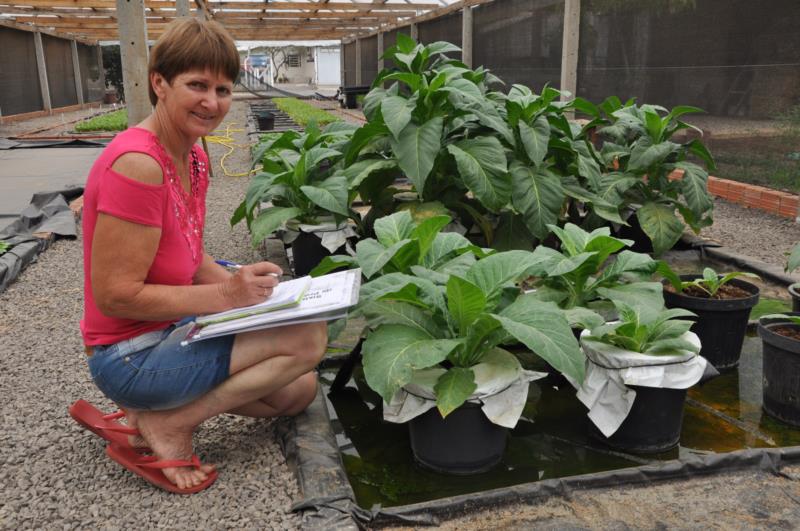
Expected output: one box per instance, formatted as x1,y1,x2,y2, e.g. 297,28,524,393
232,121,371,276
759,312,800,427
526,222,666,333
333,212,585,474
662,267,760,370
576,301,708,453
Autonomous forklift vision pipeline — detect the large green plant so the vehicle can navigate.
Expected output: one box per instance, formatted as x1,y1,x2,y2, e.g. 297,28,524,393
347,35,516,244
788,243,800,273
231,121,363,245
527,223,665,326
593,99,716,256
345,213,585,417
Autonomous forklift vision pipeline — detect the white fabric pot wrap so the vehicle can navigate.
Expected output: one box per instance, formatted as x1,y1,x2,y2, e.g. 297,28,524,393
576,330,707,437
383,349,546,429
282,219,357,254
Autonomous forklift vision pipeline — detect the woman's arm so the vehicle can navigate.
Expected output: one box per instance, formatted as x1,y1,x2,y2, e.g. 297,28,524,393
194,252,233,285
91,153,281,321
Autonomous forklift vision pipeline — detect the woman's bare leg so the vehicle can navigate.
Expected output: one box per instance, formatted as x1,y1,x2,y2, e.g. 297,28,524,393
228,371,318,418
133,321,327,489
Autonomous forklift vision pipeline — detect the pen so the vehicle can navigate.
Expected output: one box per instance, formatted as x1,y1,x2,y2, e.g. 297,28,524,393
215,260,280,277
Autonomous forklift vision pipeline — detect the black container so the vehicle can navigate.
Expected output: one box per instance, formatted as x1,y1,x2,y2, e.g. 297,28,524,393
255,111,275,131
289,231,346,277
663,275,760,370
759,318,800,427
614,211,653,253
589,385,688,453
789,283,800,312
408,402,507,475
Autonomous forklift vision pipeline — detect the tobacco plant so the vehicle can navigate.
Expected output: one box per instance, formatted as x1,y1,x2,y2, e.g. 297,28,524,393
676,267,759,298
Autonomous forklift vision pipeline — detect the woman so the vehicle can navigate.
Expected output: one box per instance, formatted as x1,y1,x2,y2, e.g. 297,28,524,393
73,19,326,493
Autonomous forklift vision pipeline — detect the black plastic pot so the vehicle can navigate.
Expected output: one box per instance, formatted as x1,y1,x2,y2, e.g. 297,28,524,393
589,385,688,453
663,275,760,370
614,211,653,253
408,402,507,475
289,231,346,277
759,319,800,427
789,283,800,312
255,110,275,131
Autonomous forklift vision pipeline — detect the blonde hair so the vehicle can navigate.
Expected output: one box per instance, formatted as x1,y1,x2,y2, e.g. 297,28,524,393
147,18,239,105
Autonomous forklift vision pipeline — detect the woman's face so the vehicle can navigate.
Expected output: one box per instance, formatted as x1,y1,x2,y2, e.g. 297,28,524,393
152,68,233,138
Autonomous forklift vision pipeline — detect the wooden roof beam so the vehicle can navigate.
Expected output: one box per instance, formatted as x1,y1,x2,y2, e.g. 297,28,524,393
0,17,97,43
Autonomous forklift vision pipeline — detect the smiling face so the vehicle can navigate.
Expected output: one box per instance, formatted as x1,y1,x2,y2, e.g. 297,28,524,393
151,68,233,139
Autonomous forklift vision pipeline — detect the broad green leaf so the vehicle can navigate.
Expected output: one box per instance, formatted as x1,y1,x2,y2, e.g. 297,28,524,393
410,265,450,285
434,252,477,278
345,121,389,165
518,115,550,166
250,207,302,246
410,215,451,259
309,255,356,276
434,368,477,417
374,210,415,247
637,202,684,257
361,301,440,337
645,337,701,355
447,137,511,212
510,162,563,240
300,175,349,216
342,159,398,189
492,211,535,252
471,105,515,145
362,325,461,404
563,307,605,330
492,296,585,383
788,243,800,273
447,276,487,333
628,139,679,173
305,146,342,170
675,161,712,221
597,282,664,323
466,250,543,302
424,232,476,268
427,41,462,56
595,250,657,285
356,238,413,278
391,117,443,193
592,172,639,205
687,138,716,172
382,95,414,139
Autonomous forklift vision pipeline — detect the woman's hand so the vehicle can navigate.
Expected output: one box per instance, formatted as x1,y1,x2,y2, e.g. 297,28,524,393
220,261,283,308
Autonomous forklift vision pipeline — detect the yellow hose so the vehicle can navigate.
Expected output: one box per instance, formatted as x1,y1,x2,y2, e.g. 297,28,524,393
203,122,261,177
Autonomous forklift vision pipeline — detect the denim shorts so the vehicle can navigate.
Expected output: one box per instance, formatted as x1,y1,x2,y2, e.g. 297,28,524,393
88,317,235,411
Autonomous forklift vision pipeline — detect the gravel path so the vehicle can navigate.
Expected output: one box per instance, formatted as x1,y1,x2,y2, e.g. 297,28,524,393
0,101,302,530
700,196,800,271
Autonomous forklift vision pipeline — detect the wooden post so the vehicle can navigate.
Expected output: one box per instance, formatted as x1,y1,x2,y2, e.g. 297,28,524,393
116,0,151,125
560,0,581,102
410,23,419,42
96,44,106,95
461,6,473,68
33,32,52,112
355,38,362,86
377,32,384,72
176,0,191,18
339,40,345,87
71,40,85,105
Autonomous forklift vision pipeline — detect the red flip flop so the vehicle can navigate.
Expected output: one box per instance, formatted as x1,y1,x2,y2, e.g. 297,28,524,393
69,399,148,451
106,443,218,494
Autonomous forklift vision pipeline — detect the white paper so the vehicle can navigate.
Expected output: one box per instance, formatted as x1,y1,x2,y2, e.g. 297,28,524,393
382,349,547,429
575,331,707,437
195,276,311,325
184,269,361,344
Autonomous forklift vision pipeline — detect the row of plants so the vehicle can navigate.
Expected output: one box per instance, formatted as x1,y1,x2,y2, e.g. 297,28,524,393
74,109,128,132
236,35,716,262
234,36,800,473
272,97,340,127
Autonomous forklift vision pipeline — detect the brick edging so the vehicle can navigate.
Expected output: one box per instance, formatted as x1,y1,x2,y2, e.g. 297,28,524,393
668,170,799,220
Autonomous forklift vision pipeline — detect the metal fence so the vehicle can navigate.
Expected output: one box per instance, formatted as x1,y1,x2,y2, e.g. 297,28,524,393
342,0,800,120
0,27,104,118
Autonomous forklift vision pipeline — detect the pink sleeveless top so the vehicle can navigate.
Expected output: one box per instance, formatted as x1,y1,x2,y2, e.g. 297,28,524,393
81,127,209,345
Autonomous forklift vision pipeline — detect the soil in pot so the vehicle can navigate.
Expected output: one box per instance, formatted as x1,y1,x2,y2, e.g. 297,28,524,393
664,276,759,370
588,385,688,454
760,322,800,427
289,231,346,277
408,402,507,475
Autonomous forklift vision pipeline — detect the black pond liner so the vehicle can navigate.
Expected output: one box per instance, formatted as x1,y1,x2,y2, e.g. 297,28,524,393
280,344,800,529
288,230,348,277
0,187,83,294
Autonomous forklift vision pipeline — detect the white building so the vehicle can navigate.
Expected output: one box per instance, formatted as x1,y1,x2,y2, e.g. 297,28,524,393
240,41,341,87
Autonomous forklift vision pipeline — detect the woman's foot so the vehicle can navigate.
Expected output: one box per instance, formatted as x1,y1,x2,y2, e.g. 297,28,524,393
134,410,215,490
119,409,149,449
